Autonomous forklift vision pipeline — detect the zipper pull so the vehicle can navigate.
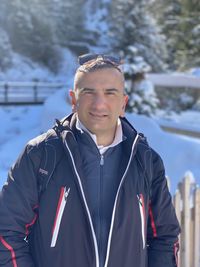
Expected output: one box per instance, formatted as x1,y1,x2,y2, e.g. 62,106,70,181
64,187,70,200
100,154,104,166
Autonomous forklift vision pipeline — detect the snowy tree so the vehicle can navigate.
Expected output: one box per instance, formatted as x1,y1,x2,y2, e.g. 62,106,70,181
172,1,200,70
0,28,12,70
107,0,163,114
109,0,168,72
2,0,60,72
124,70,160,115
0,0,86,72
149,0,200,70
148,0,181,69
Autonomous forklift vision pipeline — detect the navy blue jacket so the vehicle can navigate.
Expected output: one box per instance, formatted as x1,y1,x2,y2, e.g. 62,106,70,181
0,114,180,267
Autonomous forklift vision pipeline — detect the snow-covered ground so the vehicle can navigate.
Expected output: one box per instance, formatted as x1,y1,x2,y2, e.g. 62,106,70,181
1,88,200,195
0,48,77,83
154,110,200,134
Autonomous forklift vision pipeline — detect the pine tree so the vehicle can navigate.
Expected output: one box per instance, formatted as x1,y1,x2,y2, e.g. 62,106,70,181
1,0,86,72
108,0,163,114
125,72,159,115
177,1,200,69
0,28,12,70
149,0,200,70
109,0,168,72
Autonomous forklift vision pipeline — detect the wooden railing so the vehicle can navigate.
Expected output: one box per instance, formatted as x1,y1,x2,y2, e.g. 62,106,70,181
147,73,200,139
173,172,200,267
0,82,65,105
147,73,200,89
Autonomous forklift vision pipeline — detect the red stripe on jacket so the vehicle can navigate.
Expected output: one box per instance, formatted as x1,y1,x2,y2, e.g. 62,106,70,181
25,214,38,235
148,202,157,237
0,235,18,267
52,187,65,235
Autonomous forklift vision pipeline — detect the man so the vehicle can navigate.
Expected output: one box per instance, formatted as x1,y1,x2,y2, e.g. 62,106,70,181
0,54,180,267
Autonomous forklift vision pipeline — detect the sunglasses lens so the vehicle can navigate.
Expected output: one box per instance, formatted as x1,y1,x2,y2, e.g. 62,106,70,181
78,54,97,65
104,55,121,65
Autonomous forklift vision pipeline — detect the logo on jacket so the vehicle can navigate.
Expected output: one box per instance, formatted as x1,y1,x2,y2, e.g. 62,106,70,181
39,168,48,175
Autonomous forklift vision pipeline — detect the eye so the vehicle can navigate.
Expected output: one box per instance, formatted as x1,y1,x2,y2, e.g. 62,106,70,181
105,89,118,96
84,91,93,95
81,89,95,95
106,91,115,95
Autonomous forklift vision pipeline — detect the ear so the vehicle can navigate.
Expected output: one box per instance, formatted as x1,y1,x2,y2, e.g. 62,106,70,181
69,90,77,112
120,95,129,117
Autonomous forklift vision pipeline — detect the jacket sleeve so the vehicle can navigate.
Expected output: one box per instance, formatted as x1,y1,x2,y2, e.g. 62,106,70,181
147,150,181,267
0,142,42,267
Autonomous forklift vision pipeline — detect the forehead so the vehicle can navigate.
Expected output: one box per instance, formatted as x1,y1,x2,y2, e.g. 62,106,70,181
74,68,124,90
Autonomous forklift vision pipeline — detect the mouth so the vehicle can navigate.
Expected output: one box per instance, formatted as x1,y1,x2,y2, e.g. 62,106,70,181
89,112,108,119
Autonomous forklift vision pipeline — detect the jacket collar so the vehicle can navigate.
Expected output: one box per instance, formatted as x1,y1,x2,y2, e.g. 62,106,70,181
55,113,139,146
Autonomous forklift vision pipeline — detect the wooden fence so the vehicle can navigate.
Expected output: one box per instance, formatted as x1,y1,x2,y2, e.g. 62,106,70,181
173,172,200,267
147,73,200,90
147,73,200,139
0,82,65,105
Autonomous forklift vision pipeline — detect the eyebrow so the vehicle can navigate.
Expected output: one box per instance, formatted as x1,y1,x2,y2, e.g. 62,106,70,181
105,88,119,93
79,87,120,93
79,88,95,93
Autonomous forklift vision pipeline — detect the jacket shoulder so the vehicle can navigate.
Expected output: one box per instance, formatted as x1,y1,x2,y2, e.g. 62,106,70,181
23,129,60,169
137,134,163,163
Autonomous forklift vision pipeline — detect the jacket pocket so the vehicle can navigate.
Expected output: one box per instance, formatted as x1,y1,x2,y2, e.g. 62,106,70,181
50,186,70,247
137,194,146,249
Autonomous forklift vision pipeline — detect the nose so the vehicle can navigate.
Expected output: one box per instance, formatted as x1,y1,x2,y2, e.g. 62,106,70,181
92,93,107,109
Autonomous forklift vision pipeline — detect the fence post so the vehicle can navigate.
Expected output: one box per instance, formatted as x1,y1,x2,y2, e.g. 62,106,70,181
194,187,200,267
181,173,192,267
33,83,38,103
4,83,9,103
174,188,181,267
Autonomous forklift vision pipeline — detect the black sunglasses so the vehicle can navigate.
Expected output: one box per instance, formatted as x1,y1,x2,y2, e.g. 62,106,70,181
78,53,122,66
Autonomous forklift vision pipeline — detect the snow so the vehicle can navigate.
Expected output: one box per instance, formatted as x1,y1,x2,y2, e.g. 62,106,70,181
125,113,200,193
83,0,111,52
154,110,200,133
189,67,200,77
1,90,200,194
0,105,43,182
0,48,77,83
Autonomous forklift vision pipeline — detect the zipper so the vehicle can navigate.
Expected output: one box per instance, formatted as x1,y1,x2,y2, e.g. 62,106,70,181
99,154,104,265
104,133,140,267
100,154,104,166
51,186,70,247
64,134,100,267
137,194,146,249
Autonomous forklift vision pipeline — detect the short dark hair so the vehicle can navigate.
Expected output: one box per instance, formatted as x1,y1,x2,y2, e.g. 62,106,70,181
74,59,125,91
76,58,123,74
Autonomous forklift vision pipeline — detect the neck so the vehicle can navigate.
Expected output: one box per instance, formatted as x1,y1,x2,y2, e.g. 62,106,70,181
95,130,116,146
76,116,119,147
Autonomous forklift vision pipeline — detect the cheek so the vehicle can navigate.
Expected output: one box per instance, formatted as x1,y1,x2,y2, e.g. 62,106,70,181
117,100,126,116
76,98,90,110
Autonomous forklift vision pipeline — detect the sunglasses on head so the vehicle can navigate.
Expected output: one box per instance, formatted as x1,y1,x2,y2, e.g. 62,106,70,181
78,53,123,66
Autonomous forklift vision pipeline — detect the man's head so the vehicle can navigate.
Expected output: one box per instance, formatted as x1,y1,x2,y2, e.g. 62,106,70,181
70,54,128,145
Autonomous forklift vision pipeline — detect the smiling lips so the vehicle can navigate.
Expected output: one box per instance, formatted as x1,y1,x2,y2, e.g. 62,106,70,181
89,112,108,119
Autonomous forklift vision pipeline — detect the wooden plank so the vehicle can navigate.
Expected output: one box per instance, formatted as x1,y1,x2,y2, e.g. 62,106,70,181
174,189,182,267
147,73,200,89
181,174,192,267
172,174,200,267
194,188,200,267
